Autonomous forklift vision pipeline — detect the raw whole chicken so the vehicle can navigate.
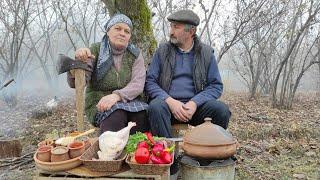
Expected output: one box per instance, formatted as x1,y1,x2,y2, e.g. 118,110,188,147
97,122,136,160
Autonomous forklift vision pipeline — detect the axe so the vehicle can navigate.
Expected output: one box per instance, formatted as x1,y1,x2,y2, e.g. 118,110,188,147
0,79,15,91
57,54,92,131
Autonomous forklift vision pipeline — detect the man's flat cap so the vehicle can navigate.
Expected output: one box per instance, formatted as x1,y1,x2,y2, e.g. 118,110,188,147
167,9,200,26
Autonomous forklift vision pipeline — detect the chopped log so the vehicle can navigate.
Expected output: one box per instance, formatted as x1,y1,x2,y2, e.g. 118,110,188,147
0,139,22,158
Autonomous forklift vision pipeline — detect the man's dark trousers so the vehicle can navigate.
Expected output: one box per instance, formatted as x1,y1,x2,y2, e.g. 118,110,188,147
147,98,231,138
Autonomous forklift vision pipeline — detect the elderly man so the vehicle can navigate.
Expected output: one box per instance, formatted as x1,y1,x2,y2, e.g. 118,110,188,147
145,10,231,138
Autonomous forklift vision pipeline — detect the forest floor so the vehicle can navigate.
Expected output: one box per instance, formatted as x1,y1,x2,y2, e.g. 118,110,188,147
0,90,319,180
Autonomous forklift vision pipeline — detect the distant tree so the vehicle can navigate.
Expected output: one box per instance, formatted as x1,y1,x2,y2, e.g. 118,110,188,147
0,0,33,107
53,0,105,50
231,0,283,99
271,0,320,109
231,0,320,108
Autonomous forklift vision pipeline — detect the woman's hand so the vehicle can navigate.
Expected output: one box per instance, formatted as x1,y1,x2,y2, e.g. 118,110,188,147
75,48,95,62
96,94,121,112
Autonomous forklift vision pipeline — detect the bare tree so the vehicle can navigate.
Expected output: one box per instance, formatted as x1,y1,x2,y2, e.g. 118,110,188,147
199,0,220,46
230,0,320,107
0,0,33,107
229,0,284,98
18,1,61,95
271,0,320,108
149,0,174,42
53,0,105,50
318,39,320,94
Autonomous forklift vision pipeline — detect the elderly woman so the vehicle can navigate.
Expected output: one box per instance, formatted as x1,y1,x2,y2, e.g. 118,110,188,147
67,14,149,134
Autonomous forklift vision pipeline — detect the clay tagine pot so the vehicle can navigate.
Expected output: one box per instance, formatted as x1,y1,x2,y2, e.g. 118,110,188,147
37,145,52,162
68,141,85,159
182,117,238,159
51,146,70,162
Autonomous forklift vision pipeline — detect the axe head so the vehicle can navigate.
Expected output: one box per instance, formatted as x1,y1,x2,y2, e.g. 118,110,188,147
57,54,92,74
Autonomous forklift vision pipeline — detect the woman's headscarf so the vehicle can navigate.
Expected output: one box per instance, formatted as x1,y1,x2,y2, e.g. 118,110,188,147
95,14,134,81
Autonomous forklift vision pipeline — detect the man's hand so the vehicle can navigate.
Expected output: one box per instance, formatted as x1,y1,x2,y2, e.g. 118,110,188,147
75,48,95,62
165,97,189,122
96,94,121,112
183,101,197,120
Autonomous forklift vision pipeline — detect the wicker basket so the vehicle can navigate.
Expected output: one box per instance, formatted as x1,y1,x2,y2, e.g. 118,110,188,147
79,140,126,172
126,139,174,175
126,153,174,175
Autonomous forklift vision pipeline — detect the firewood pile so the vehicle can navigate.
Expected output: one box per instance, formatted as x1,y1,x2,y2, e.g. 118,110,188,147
0,152,34,171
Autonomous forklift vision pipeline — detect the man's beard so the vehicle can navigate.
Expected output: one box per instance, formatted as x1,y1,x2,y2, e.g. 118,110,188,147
170,36,181,46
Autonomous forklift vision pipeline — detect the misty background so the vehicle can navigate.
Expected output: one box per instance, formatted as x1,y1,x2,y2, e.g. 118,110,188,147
0,0,319,110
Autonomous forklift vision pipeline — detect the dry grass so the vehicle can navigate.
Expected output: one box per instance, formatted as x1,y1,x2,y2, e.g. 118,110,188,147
0,91,319,179
222,92,320,179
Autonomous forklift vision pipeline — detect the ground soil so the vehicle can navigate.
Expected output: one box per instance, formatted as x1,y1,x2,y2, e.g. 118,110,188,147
0,91,319,179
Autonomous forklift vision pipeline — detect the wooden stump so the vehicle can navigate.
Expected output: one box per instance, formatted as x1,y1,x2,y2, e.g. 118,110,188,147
0,139,22,158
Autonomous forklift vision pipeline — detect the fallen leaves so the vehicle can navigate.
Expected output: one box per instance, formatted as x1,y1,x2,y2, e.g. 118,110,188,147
222,92,320,179
0,91,318,179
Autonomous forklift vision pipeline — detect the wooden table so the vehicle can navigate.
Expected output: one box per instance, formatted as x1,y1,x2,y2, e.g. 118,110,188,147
34,139,170,180
34,166,170,180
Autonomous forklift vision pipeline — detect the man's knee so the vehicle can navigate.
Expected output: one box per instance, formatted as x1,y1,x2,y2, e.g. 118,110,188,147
204,100,231,128
148,98,168,113
206,100,230,115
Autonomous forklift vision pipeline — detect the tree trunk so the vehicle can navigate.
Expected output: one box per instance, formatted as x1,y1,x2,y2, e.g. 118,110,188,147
318,42,320,95
102,0,157,64
271,4,319,108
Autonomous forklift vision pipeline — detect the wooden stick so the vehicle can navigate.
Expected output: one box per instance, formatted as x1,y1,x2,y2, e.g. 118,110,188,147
0,151,34,163
9,159,33,170
0,151,34,168
74,69,85,132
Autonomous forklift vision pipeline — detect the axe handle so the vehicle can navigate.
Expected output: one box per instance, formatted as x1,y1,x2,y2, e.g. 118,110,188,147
74,69,86,131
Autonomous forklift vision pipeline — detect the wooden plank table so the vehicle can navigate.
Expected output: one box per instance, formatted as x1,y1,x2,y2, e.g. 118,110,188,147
34,138,171,180
34,166,170,180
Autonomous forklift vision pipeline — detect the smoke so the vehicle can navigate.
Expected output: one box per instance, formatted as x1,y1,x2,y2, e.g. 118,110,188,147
0,68,74,139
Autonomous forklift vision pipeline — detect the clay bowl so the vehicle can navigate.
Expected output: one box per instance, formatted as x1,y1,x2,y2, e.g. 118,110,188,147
51,146,70,162
68,141,85,159
76,136,91,150
34,153,82,172
36,145,52,162
38,139,54,147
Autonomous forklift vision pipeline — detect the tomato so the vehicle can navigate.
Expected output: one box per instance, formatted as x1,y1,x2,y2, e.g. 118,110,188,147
134,147,150,164
137,141,149,149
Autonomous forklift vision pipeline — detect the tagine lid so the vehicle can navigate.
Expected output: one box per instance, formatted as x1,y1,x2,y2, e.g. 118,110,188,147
183,117,236,146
